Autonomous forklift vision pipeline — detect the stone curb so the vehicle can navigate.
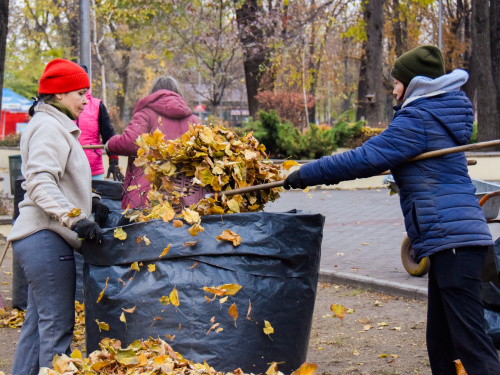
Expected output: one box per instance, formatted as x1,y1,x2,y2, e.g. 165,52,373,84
319,269,428,301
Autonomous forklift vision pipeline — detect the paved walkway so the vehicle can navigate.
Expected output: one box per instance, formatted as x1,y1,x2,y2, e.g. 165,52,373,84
264,188,500,301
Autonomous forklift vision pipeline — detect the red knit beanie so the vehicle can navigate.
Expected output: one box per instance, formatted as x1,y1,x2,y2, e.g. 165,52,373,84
38,59,90,94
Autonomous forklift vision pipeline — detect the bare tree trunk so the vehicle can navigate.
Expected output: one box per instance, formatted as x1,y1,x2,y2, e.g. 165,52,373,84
392,0,407,57
356,40,368,122
472,0,500,149
356,0,386,126
0,0,9,110
235,0,272,119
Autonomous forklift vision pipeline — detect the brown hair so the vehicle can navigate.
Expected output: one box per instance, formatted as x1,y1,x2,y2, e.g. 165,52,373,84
28,94,57,117
149,75,184,97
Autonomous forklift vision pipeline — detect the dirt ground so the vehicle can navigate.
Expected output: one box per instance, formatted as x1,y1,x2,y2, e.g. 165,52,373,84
0,236,432,375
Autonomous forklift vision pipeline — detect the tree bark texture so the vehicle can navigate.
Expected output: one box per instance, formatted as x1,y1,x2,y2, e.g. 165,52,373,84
356,0,385,127
472,0,500,149
235,0,271,119
0,0,9,109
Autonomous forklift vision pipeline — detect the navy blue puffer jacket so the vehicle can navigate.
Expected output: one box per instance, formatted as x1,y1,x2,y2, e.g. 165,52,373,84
299,70,493,261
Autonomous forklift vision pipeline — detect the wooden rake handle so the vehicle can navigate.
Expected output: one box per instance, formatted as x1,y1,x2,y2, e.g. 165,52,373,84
208,139,499,198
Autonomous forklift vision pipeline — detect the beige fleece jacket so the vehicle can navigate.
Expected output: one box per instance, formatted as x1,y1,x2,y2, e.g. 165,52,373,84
7,102,93,250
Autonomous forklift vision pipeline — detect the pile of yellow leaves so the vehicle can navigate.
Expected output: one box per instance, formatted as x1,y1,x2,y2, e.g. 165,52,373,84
129,124,283,221
73,301,86,347
40,337,318,375
0,306,25,328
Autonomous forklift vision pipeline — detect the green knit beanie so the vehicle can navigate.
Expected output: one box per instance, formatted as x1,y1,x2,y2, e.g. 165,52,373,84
391,45,445,87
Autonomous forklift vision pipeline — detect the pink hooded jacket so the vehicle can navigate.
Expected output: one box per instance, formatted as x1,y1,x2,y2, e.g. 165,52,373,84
107,90,201,209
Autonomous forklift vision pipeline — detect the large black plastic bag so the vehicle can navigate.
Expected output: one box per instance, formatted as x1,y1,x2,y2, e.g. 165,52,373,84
83,210,324,374
75,180,125,302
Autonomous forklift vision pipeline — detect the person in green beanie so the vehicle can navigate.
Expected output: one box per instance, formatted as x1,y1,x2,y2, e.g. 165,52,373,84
284,45,500,374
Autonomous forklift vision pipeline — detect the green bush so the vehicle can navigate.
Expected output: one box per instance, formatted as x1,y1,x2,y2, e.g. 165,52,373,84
243,110,366,159
0,133,21,147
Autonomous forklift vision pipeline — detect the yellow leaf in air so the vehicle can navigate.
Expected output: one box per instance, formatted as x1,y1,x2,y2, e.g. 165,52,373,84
247,300,252,320
219,296,228,305
188,223,205,236
219,283,242,296
173,220,183,227
290,362,318,375
70,348,82,359
68,208,81,217
122,306,136,313
378,353,389,358
159,296,170,305
454,360,467,375
228,303,238,327
184,240,199,247
227,199,240,213
263,320,274,337
148,264,156,272
143,235,151,245
330,304,347,321
127,185,139,191
160,244,171,258
282,160,299,171
96,277,109,303
215,327,223,333
114,227,127,240
216,230,242,246
131,262,140,271
121,204,130,215
203,286,227,296
120,312,126,325
170,287,180,307
182,208,200,224
95,319,109,331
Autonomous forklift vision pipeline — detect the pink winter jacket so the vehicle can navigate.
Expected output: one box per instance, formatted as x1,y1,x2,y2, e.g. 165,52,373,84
107,90,201,209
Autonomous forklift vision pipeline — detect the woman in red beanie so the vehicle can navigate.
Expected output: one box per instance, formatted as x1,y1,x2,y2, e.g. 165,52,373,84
7,58,109,375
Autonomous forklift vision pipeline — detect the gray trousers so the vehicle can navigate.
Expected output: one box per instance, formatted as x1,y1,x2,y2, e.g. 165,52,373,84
11,230,76,375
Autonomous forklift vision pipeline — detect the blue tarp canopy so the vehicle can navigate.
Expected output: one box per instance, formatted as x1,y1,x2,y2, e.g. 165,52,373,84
1,88,31,112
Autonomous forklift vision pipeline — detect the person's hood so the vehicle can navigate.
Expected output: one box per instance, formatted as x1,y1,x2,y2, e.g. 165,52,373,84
132,89,193,119
402,69,469,106
401,69,472,146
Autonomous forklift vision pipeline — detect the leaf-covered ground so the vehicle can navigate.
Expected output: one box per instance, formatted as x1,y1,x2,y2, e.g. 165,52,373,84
0,238,432,375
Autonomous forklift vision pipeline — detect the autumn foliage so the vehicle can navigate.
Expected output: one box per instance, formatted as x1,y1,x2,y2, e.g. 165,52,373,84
255,91,315,130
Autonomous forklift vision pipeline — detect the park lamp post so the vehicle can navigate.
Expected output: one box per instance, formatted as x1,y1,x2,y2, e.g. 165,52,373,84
80,0,91,78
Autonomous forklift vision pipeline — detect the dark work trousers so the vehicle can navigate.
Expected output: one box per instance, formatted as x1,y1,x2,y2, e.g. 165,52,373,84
427,246,500,375
10,230,76,375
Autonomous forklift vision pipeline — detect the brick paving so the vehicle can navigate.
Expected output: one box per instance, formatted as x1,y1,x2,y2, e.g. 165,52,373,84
264,188,500,300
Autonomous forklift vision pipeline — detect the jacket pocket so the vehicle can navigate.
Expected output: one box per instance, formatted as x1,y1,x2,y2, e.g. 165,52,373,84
405,200,422,241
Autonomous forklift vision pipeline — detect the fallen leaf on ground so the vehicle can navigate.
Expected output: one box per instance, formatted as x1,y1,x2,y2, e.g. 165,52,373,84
290,362,318,375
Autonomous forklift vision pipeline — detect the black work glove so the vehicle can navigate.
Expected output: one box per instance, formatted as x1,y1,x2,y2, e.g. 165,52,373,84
72,219,103,243
283,170,308,190
107,157,124,182
92,197,110,227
